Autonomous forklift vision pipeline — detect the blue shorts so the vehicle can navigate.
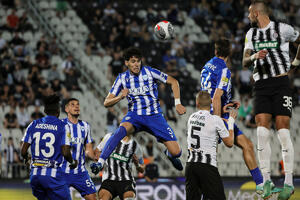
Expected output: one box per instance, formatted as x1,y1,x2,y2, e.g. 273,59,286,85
30,173,71,200
121,112,177,142
64,171,96,197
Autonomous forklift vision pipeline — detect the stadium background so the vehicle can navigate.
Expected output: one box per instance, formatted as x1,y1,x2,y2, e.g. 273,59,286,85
0,0,300,199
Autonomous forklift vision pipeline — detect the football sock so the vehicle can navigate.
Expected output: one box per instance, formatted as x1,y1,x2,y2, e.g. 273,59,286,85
250,167,264,185
257,126,271,182
277,129,294,186
99,126,127,161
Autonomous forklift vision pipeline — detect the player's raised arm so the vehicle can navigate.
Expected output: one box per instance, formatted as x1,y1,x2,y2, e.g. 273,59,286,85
166,75,186,115
212,88,224,117
291,35,300,69
242,29,268,68
104,89,128,108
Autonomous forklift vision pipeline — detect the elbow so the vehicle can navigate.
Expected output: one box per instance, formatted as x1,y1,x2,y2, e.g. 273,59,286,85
103,101,110,108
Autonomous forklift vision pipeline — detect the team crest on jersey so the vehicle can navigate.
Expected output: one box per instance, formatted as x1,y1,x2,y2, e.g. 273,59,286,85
81,127,85,131
142,75,148,81
273,32,278,39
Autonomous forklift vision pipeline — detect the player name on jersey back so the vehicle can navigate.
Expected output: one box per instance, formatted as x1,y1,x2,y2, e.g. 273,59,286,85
35,123,58,130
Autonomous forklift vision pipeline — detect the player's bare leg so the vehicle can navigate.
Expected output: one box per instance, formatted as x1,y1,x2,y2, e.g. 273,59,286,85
163,140,183,171
163,141,181,156
235,134,257,170
235,133,264,195
84,193,97,200
98,189,112,200
276,115,294,200
123,191,135,200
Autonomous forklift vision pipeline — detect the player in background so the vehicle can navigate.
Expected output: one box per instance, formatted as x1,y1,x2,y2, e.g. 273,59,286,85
95,133,145,200
186,91,237,200
242,1,300,199
90,47,186,174
21,94,78,200
200,39,264,194
62,98,97,200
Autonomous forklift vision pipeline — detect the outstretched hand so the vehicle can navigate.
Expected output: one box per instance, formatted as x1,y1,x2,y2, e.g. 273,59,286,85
176,104,186,115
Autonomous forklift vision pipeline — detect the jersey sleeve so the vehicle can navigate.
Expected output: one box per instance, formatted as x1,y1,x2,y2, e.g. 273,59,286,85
61,124,71,146
149,67,168,83
244,29,254,50
22,122,34,144
215,116,229,138
216,68,231,91
134,142,144,165
109,74,123,96
280,23,300,42
85,123,93,144
97,133,111,151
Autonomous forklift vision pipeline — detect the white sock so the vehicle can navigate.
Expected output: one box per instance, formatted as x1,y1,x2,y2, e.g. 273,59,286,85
262,172,271,184
277,129,294,186
257,126,271,183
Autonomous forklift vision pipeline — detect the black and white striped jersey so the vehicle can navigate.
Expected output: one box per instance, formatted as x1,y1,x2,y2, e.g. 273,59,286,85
97,133,143,182
244,21,299,82
186,110,229,167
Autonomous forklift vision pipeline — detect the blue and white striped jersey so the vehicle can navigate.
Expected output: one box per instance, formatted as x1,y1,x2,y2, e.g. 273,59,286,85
200,57,232,117
110,66,168,115
61,118,93,174
22,116,71,178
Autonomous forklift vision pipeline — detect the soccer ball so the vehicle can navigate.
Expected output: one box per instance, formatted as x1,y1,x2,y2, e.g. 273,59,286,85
154,21,174,41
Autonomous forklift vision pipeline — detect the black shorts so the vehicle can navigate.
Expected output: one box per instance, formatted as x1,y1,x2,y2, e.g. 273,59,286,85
253,76,292,117
185,162,226,200
99,179,136,200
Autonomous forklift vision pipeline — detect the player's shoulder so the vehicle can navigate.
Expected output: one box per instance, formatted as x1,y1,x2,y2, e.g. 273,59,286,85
277,21,293,30
78,120,90,127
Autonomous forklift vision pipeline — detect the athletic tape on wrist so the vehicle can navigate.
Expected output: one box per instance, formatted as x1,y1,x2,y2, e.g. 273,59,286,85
175,98,181,106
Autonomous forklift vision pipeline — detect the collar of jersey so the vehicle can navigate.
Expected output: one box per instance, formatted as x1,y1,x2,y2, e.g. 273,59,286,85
257,21,272,31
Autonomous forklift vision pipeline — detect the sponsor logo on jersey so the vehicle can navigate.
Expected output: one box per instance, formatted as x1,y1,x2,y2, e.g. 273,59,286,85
125,116,131,120
71,137,85,144
110,153,129,162
221,77,229,83
129,85,150,95
254,41,278,50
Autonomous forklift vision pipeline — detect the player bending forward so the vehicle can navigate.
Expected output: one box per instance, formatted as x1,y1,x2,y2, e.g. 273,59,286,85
185,91,237,200
95,133,145,200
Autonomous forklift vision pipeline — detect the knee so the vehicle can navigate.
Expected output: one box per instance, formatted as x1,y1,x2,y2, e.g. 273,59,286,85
276,120,290,130
241,139,254,152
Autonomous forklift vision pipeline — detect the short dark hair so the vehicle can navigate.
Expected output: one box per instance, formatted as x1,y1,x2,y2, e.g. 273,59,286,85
251,0,270,15
215,38,231,58
123,47,142,61
65,98,79,106
43,94,60,115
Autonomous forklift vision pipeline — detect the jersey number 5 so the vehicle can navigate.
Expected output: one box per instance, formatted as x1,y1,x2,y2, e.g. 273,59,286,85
191,126,201,149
